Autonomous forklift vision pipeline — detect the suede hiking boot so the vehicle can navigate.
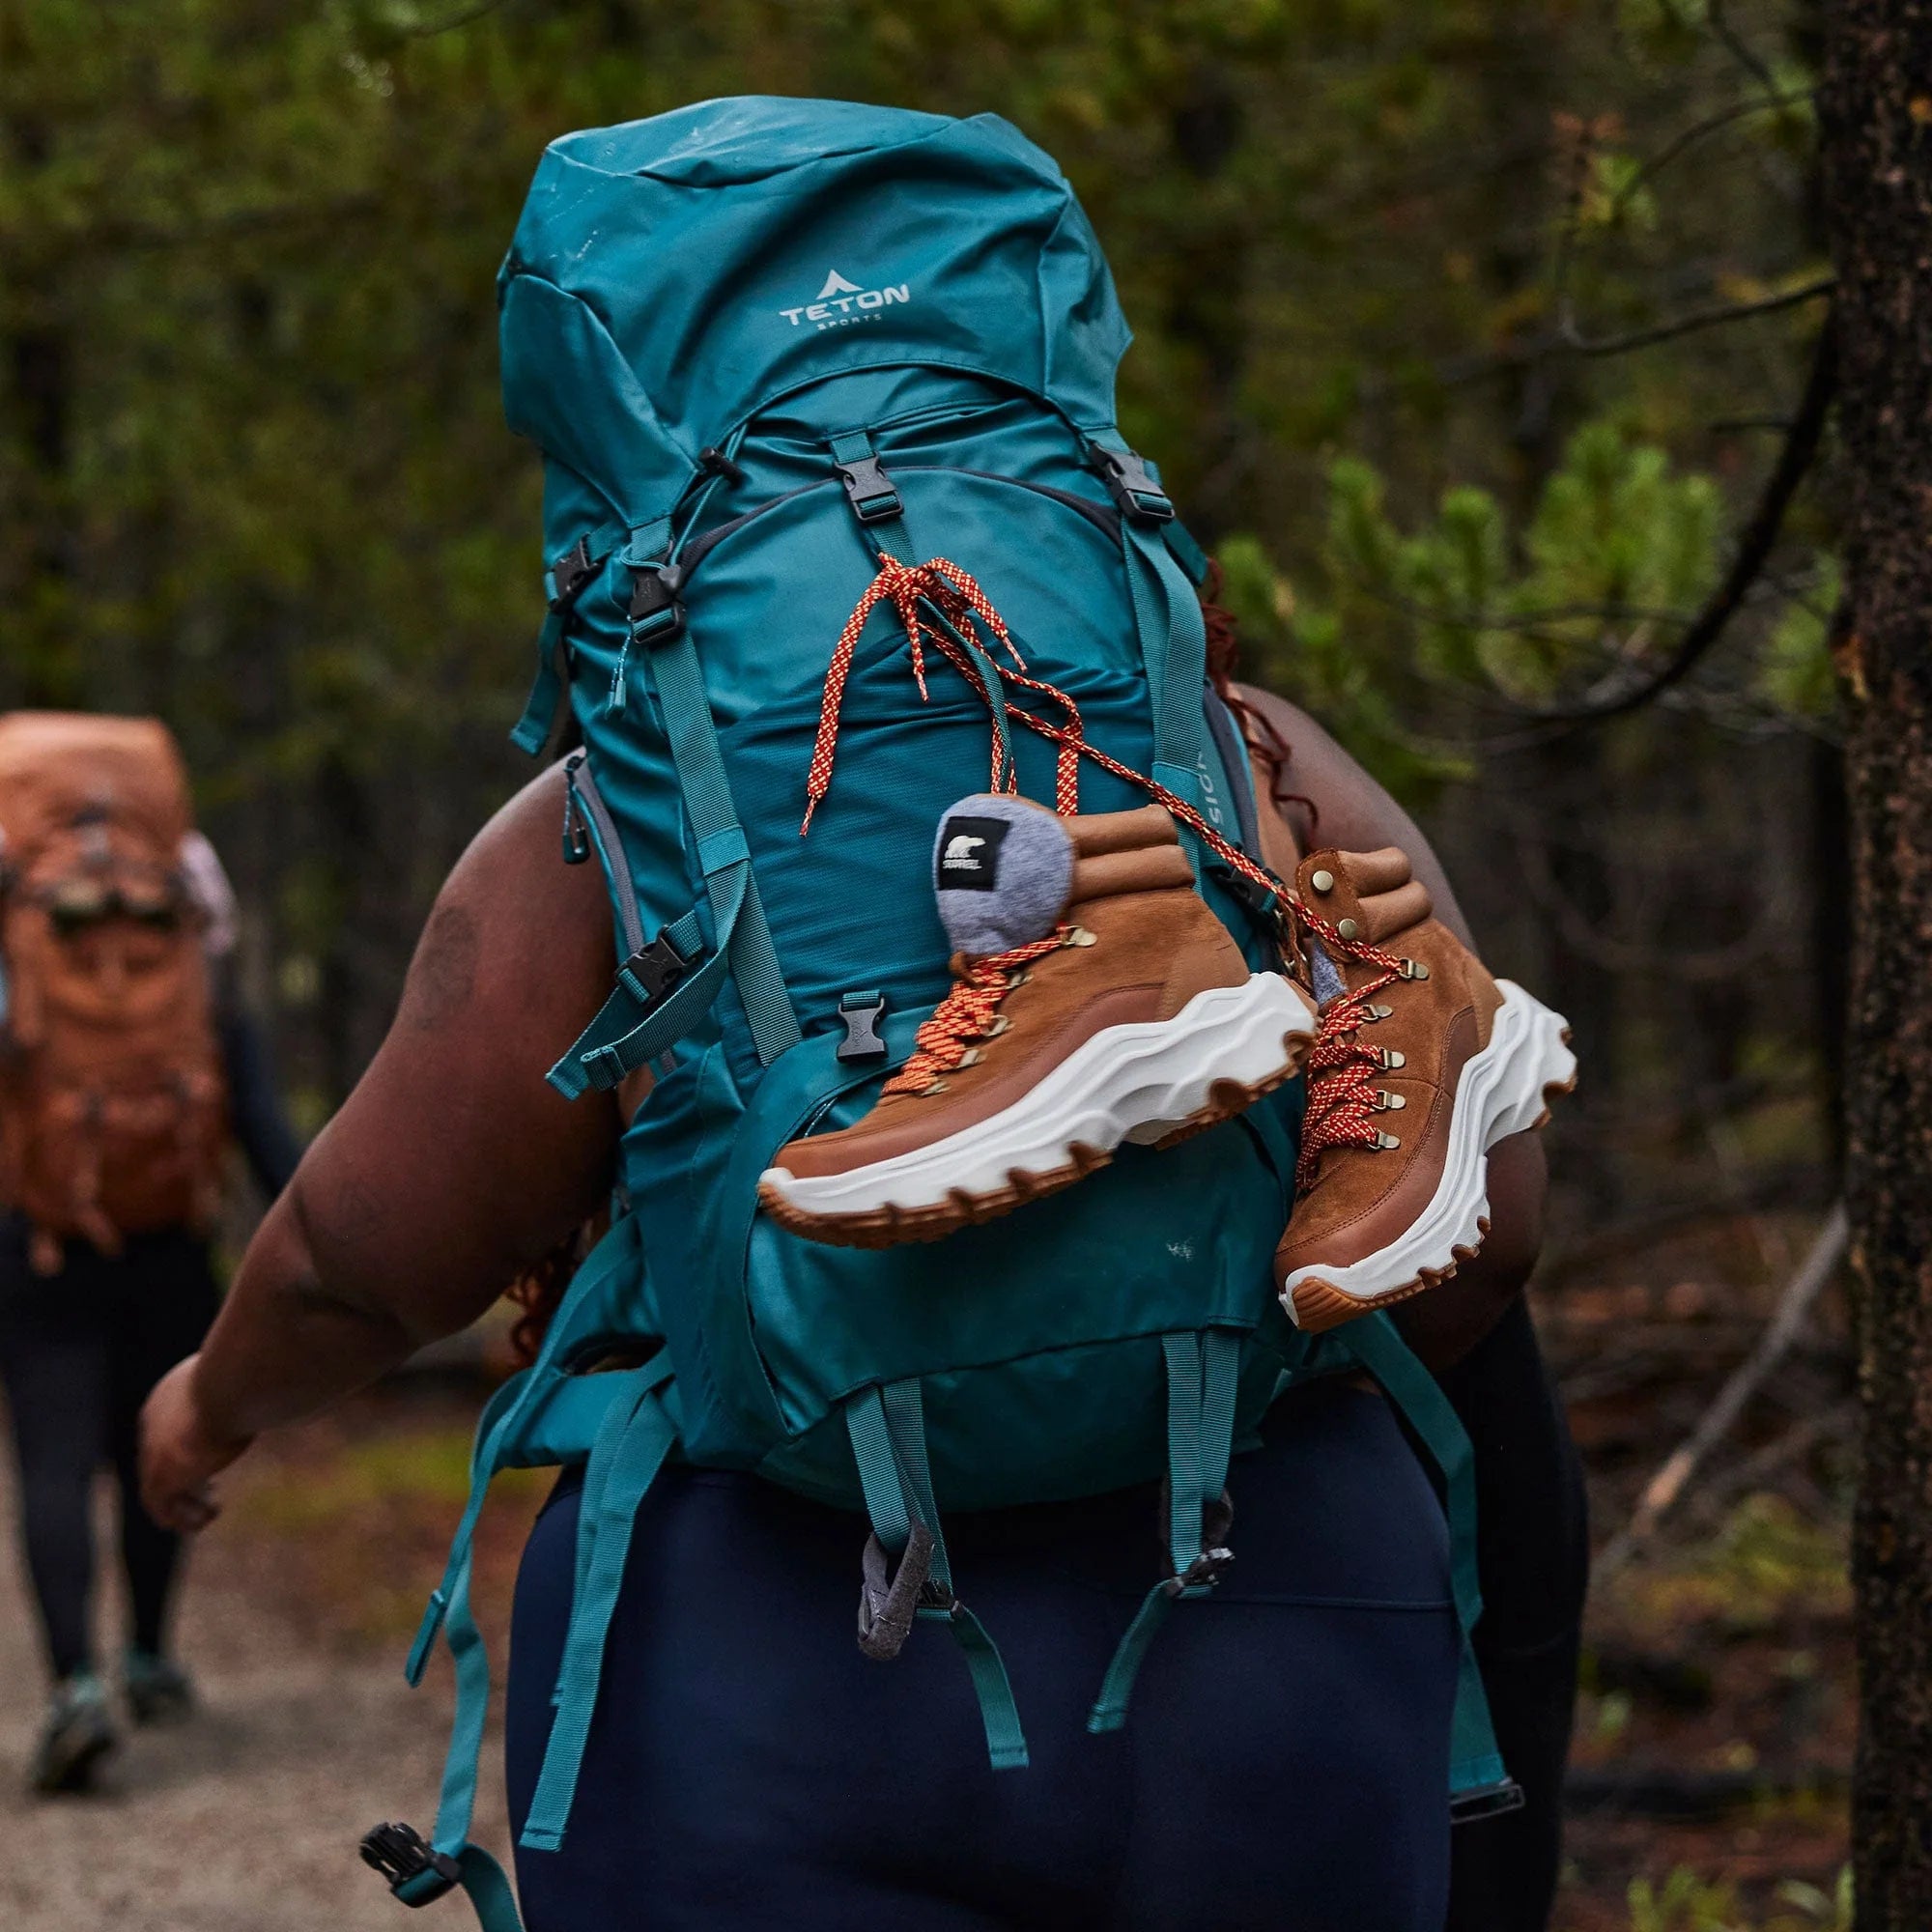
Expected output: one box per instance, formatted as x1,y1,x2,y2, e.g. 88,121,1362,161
28,1671,117,1795
1275,846,1576,1332
758,793,1318,1248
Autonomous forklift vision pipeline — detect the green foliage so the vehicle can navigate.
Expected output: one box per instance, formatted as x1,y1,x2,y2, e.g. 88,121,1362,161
0,0,1833,1089
1626,1864,1852,1932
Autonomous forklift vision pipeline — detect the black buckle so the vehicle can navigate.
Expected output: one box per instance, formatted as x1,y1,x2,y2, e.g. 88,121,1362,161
616,931,691,1009
628,562,686,644
360,1822,461,1904
834,453,903,525
1449,1777,1527,1825
548,537,598,611
1091,446,1175,524
836,990,888,1063
696,445,747,487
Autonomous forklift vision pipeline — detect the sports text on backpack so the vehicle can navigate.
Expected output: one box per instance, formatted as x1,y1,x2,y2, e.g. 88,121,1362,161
0,714,227,1275
363,100,1520,1929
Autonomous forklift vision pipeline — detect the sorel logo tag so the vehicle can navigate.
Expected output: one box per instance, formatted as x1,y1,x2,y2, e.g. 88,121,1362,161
935,816,1009,893
779,268,912,331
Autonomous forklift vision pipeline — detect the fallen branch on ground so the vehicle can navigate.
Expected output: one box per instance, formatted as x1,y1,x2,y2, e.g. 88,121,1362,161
1594,1201,1850,1580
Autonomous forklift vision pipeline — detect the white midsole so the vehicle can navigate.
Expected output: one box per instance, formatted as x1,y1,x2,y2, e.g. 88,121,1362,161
759,974,1319,1218
1280,980,1576,1321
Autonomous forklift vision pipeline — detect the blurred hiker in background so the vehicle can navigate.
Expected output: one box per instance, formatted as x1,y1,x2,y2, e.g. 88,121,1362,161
0,714,300,1795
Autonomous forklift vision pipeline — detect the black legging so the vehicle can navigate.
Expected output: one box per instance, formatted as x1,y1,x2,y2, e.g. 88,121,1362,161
0,1222,221,1679
1441,1297,1590,1932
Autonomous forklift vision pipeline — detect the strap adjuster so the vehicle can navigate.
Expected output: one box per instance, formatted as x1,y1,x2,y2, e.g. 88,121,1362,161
836,990,888,1063
629,563,686,645
1449,1777,1527,1825
548,537,598,611
834,453,903,525
1167,1545,1235,1596
1091,446,1175,524
360,1823,461,1904
616,931,692,1009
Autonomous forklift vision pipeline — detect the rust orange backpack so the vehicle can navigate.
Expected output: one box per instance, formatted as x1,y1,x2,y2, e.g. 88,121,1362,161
0,713,226,1271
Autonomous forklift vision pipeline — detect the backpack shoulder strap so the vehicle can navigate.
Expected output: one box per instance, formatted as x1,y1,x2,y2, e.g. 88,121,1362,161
547,529,800,1096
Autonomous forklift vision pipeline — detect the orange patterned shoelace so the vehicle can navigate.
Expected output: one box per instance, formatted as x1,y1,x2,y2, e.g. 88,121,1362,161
1293,930,1409,1190
803,553,1082,834
882,929,1073,1097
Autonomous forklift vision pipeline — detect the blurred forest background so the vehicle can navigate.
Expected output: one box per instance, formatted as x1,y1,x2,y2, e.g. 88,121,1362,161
0,2,1862,1926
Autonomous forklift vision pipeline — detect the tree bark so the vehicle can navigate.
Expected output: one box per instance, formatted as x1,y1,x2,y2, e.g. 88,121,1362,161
1818,6,1932,1923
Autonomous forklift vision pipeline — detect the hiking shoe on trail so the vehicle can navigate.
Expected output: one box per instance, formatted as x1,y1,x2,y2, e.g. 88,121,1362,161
1275,845,1576,1332
28,1671,117,1795
126,1648,195,1726
758,794,1318,1248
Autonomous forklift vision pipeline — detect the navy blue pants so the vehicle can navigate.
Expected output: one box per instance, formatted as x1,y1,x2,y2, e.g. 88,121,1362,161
506,1381,1459,1931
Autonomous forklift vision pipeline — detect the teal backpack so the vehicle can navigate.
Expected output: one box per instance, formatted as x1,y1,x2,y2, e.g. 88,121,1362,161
363,99,1520,1931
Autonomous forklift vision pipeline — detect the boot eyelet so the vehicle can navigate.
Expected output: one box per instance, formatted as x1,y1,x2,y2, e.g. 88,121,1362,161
1336,917,1359,941
1378,1048,1406,1070
1375,1091,1406,1112
1065,926,1097,948
1005,969,1031,989
1374,1130,1402,1150
1369,1002,1395,1020
983,1014,1011,1038
957,1048,982,1068
1398,959,1430,981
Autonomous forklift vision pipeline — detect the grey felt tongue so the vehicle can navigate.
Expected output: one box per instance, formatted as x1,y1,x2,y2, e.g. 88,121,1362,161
931,793,1073,955
1308,937,1347,1005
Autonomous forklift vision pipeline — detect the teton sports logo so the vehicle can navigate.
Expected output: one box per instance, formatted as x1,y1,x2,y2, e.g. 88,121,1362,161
778,268,913,332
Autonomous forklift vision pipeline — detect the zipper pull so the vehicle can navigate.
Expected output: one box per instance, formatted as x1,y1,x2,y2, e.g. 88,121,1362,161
607,638,631,716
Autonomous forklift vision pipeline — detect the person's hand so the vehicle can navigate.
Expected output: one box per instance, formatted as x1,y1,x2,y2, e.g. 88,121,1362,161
140,1355,253,1534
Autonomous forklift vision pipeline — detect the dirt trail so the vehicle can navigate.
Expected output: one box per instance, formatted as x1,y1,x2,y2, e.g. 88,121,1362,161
0,1408,521,1932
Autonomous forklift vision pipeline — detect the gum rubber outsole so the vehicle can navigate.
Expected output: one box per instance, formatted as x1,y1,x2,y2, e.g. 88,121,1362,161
1285,1047,1577,1334
754,1037,1310,1252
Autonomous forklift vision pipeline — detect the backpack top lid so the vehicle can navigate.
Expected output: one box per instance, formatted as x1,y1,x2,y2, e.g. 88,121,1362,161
0,713,192,867
498,98,1133,542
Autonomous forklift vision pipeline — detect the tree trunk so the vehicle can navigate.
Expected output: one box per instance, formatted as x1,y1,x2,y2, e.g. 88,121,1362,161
1818,6,1932,1923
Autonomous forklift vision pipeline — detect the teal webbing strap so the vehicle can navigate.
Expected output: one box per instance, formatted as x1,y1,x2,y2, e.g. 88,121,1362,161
1089,1329,1242,1733
406,1373,538,1686
1088,430,1208,804
1125,519,1210,807
1341,1315,1515,1803
510,519,631,757
633,539,798,1070
511,607,571,757
846,1380,1030,1771
920,600,1018,799
548,532,799,1093
395,1844,525,1932
520,1381,677,1852
845,1386,913,1554
829,428,915,566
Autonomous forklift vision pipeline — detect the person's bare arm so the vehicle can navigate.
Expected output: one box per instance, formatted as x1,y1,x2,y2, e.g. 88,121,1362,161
142,767,620,1528
1237,683,1549,1370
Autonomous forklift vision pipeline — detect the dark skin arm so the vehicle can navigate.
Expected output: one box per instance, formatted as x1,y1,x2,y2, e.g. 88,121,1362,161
143,706,1546,1528
142,767,620,1528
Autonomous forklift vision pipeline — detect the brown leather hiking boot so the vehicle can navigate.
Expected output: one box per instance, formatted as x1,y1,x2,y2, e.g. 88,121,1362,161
1275,846,1576,1332
757,794,1318,1249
